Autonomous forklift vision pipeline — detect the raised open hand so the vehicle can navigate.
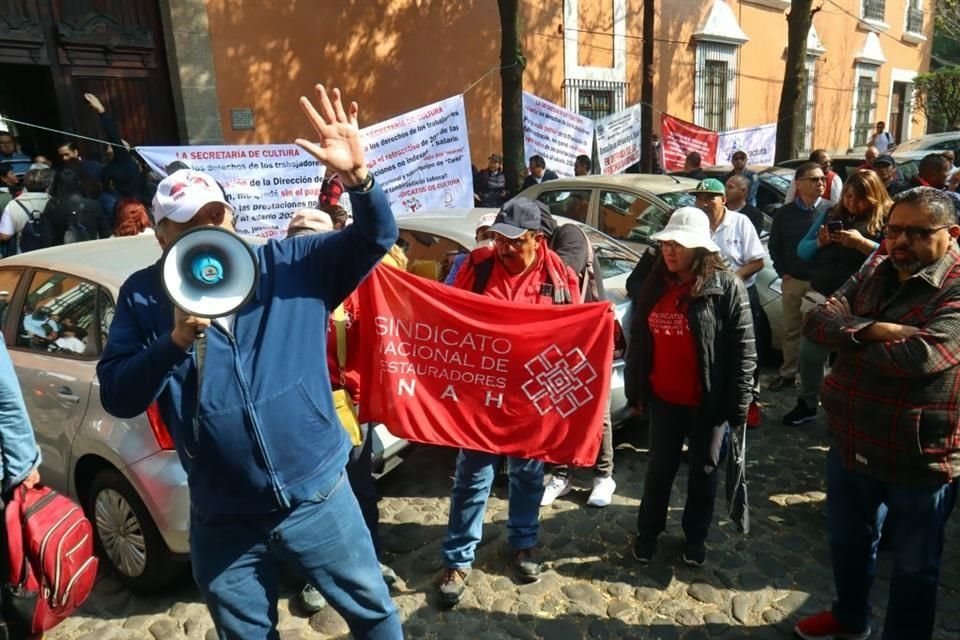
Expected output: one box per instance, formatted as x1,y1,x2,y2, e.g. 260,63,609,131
295,85,367,187
83,93,106,114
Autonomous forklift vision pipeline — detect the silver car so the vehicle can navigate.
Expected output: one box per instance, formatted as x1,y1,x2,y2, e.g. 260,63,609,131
397,209,637,425
0,234,409,593
518,174,785,353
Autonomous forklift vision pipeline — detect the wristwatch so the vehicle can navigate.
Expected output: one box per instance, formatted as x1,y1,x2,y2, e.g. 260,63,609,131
346,172,375,193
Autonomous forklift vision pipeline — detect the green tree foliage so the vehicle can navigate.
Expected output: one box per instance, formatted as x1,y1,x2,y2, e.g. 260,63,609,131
914,67,960,130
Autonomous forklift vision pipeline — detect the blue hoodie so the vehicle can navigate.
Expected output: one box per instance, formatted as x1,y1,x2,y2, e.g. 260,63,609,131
97,183,398,515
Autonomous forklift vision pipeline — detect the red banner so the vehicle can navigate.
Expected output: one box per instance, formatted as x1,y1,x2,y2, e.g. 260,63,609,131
356,265,614,466
660,114,719,172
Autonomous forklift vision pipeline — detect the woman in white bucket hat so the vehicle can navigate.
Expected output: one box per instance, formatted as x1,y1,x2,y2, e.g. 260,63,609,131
625,207,756,567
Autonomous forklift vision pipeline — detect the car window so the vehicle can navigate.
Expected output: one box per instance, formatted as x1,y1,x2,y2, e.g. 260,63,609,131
656,190,697,210
0,268,24,339
599,190,671,243
98,288,115,353
397,229,466,282
534,189,591,223
897,160,920,181
577,225,641,279
18,270,98,356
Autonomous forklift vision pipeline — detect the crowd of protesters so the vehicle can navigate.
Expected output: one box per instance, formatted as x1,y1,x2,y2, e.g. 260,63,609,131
1,84,958,640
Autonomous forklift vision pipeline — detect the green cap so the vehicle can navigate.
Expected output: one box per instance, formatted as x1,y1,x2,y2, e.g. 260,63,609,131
690,178,726,196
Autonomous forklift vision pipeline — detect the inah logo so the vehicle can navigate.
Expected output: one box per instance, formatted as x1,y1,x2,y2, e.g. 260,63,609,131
521,345,597,418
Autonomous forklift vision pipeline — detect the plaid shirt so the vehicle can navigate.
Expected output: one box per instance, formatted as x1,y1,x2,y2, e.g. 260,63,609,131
803,246,960,486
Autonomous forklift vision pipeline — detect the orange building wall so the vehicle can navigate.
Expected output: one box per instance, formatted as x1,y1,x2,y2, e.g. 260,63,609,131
201,0,932,165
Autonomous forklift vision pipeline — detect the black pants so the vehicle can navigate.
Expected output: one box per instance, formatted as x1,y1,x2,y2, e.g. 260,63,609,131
746,283,770,372
636,397,726,544
348,423,382,559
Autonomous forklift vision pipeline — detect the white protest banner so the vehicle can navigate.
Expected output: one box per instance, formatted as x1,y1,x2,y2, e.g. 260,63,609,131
137,144,325,239
522,92,595,178
716,124,777,166
360,95,473,216
596,104,642,174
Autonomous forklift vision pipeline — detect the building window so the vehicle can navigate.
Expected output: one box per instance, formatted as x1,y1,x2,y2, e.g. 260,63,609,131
862,0,885,22
800,57,818,154
905,0,924,34
578,90,613,121
694,42,738,132
853,65,879,147
562,79,627,119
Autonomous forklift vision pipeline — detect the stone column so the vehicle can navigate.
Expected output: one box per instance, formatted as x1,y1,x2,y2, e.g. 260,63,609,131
159,0,224,144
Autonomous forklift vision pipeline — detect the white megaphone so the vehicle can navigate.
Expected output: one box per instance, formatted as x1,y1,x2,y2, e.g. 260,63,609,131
160,227,259,385
160,226,259,320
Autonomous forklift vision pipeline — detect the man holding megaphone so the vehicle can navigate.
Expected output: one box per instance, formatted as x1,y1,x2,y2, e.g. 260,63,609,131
97,86,403,639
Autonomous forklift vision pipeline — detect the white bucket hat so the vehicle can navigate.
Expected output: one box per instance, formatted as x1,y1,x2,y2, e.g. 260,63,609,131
650,206,720,253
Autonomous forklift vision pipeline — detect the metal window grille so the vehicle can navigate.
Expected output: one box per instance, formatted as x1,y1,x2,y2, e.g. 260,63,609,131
906,7,923,33
578,90,613,121
693,42,738,133
862,0,885,21
799,60,817,154
854,74,878,147
562,79,627,119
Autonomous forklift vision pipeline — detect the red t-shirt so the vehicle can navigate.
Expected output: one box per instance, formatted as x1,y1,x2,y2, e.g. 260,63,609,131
648,280,702,407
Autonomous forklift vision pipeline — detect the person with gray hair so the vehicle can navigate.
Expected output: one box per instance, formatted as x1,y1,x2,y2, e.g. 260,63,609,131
0,167,53,254
796,187,960,640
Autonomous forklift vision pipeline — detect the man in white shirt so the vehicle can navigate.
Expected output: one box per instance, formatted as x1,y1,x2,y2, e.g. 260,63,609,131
693,178,769,381
869,121,894,152
0,167,51,253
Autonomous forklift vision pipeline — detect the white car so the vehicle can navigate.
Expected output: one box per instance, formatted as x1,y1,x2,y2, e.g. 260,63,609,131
0,234,409,593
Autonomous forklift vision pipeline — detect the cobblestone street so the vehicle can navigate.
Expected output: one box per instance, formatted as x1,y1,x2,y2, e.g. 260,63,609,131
47,377,960,640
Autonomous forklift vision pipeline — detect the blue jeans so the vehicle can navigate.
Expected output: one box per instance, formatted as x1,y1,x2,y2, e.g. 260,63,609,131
190,471,402,640
826,448,958,639
442,449,544,568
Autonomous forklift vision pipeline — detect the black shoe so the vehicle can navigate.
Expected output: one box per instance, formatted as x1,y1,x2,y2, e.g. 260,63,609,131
682,540,706,567
515,547,542,583
437,568,470,607
768,376,795,391
632,535,657,564
782,398,817,426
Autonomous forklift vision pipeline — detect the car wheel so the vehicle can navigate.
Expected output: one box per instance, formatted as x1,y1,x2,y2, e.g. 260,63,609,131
85,468,185,593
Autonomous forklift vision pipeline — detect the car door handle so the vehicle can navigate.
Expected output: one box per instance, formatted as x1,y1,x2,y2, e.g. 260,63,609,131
56,386,80,404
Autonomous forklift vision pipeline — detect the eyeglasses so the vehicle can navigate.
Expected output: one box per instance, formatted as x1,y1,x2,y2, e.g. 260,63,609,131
883,224,952,240
493,233,534,248
658,240,684,252
801,176,827,183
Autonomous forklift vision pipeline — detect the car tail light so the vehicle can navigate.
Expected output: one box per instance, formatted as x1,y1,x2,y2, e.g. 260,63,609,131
613,319,626,360
145,403,176,451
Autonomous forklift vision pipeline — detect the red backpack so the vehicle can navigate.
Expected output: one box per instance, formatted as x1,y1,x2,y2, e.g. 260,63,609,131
2,485,98,634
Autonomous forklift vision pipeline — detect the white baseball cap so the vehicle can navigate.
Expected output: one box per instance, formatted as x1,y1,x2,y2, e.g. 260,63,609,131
153,170,233,224
650,206,720,253
476,212,498,231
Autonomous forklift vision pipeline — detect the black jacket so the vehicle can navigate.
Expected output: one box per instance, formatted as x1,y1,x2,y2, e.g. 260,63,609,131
625,266,756,428
522,169,559,191
733,204,765,236
475,169,507,208
41,194,111,247
809,214,882,296
768,200,821,279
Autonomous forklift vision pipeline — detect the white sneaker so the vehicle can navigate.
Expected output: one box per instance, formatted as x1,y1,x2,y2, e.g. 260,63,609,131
586,476,617,508
540,475,572,506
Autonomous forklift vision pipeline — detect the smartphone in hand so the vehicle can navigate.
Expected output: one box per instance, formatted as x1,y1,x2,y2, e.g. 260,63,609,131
826,220,844,233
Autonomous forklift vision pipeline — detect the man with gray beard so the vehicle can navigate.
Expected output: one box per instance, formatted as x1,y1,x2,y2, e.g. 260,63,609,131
795,187,960,640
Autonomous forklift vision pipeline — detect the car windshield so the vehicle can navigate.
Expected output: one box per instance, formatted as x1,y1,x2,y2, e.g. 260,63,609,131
657,190,696,209
576,225,642,279
759,171,792,194
894,138,930,152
